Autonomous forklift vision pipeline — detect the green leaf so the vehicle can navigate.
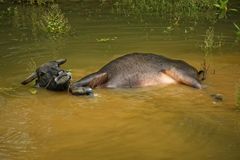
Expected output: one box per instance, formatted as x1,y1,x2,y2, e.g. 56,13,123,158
229,9,238,12
234,23,240,30
214,4,221,8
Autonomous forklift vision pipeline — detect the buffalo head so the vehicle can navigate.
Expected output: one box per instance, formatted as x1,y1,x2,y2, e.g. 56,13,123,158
21,59,71,91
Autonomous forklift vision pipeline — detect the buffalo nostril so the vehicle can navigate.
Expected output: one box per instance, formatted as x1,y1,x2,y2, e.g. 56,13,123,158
58,71,64,76
54,71,71,85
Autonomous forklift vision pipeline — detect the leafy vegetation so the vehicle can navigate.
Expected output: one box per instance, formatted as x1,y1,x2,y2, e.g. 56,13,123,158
39,4,70,36
200,26,223,79
1,0,239,44
233,23,240,40
214,0,238,19
2,4,71,40
13,0,55,5
111,0,218,21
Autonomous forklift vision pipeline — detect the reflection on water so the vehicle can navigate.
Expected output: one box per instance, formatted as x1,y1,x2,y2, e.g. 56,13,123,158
0,2,240,160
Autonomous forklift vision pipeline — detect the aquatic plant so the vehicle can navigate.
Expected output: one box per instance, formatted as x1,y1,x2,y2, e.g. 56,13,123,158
200,59,210,80
233,23,240,39
13,0,55,5
111,0,218,21
39,4,71,36
201,27,223,55
6,5,70,40
200,27,221,80
202,27,215,54
214,0,238,19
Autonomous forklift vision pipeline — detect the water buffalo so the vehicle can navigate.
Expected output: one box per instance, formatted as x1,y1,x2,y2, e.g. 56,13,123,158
70,53,205,95
21,59,71,91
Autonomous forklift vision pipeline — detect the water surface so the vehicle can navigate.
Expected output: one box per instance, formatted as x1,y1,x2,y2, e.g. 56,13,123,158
0,2,240,160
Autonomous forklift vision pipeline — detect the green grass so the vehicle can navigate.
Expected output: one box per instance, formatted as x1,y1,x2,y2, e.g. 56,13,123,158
112,0,218,20
214,0,238,19
13,0,55,5
4,0,239,41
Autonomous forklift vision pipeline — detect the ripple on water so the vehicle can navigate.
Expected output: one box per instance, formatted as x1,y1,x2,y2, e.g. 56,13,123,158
0,96,6,108
0,128,35,160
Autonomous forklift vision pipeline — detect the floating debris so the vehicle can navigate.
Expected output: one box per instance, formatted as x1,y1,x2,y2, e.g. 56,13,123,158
96,37,118,42
211,93,223,104
29,88,37,95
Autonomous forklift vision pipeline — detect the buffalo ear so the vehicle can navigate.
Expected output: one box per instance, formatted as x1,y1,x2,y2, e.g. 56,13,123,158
198,70,205,81
21,72,37,85
56,59,67,65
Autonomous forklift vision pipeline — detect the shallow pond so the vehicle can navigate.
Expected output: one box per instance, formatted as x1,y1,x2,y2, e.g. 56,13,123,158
0,2,240,160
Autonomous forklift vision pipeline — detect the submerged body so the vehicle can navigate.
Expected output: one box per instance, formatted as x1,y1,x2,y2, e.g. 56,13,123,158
70,53,204,95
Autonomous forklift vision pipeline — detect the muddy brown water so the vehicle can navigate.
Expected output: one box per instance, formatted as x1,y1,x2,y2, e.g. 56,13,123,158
0,2,240,160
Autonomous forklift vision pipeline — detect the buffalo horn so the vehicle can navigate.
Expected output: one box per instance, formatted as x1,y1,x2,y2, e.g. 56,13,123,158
21,72,37,85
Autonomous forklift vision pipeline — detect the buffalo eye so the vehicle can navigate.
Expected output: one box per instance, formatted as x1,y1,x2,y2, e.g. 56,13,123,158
39,71,46,77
